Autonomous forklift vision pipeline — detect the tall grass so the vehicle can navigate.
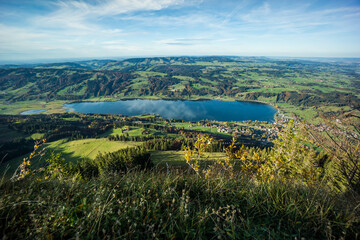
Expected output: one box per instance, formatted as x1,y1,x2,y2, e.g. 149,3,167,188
0,171,358,239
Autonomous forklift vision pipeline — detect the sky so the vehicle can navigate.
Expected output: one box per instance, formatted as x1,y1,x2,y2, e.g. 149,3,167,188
0,0,359,63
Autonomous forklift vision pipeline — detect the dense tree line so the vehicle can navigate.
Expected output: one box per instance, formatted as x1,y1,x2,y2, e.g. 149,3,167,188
0,138,34,163
76,147,151,178
108,133,235,152
152,65,205,78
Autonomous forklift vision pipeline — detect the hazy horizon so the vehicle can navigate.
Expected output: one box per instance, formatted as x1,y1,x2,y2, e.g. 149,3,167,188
1,0,359,62
2,55,360,66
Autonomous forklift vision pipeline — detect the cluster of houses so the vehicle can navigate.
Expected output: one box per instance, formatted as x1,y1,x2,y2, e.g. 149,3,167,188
217,127,233,134
313,123,359,140
123,112,296,145
275,113,293,125
183,119,285,145
313,124,330,132
213,124,281,145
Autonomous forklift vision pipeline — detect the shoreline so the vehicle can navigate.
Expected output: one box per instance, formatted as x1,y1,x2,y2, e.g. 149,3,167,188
62,97,278,123
3,96,283,121
62,96,275,106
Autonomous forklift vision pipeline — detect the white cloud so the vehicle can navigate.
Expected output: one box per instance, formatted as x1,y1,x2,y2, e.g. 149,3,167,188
157,38,211,46
1,0,359,61
238,3,360,35
58,0,184,16
102,44,140,51
35,0,185,29
0,24,50,52
27,0,190,47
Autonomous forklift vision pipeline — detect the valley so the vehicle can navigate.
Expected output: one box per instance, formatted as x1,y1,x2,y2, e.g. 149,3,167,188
1,56,359,239
2,0,360,238
1,56,359,122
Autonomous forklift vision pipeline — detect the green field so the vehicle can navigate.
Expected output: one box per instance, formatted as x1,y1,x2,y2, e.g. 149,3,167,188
47,138,142,162
1,142,224,177
0,100,67,115
0,138,142,176
151,150,227,169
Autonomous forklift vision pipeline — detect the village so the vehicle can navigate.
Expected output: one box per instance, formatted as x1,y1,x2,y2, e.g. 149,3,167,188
116,111,295,146
182,113,294,146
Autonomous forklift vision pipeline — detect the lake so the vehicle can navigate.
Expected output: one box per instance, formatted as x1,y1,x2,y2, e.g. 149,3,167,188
20,109,46,115
63,99,277,122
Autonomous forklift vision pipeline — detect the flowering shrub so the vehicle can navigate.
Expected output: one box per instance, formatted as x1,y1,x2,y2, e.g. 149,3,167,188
44,152,68,180
11,139,47,181
184,121,322,186
183,134,212,175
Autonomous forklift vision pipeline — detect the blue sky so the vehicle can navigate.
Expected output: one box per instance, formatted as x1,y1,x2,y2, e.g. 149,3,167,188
0,0,359,62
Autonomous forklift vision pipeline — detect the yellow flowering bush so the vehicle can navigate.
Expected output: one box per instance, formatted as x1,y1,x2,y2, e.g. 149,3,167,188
184,134,212,175
12,139,47,181
257,120,320,184
44,152,67,180
185,121,321,186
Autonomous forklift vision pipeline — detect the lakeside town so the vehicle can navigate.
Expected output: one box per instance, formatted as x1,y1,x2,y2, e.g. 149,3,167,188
122,112,294,147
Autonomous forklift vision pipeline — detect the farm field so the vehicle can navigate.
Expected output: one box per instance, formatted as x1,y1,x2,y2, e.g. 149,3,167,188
46,138,142,162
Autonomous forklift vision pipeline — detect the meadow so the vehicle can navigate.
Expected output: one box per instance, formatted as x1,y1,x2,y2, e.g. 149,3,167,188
1,171,358,239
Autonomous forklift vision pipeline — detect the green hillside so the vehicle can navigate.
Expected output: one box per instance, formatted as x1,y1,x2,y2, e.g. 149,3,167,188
1,57,359,121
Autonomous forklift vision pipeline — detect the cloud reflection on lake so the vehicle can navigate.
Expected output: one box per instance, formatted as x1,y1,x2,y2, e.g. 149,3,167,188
121,100,207,120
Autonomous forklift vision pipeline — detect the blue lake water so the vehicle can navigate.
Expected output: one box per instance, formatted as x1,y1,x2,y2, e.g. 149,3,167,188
20,109,46,115
64,99,277,122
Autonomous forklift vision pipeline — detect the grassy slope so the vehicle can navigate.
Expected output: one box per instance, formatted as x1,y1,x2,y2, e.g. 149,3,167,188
151,150,226,168
0,172,358,239
103,126,171,138
0,138,142,177
46,138,142,162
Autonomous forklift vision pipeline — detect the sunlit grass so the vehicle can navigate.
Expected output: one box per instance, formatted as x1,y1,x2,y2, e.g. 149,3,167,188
46,138,142,162
151,150,226,168
0,171,357,239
